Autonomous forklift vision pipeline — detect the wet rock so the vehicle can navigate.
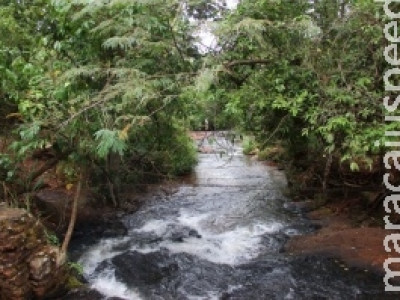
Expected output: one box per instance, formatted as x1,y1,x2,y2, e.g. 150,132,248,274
0,208,67,300
102,221,128,238
285,224,394,274
111,250,178,286
188,229,202,238
165,225,201,243
169,234,185,242
34,189,73,229
283,201,314,213
71,219,127,245
34,188,117,237
60,288,104,300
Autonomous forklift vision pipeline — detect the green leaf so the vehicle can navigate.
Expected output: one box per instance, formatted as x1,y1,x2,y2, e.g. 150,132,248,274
350,162,359,172
94,129,127,158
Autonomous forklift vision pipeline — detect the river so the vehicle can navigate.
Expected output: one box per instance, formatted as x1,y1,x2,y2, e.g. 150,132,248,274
66,133,393,300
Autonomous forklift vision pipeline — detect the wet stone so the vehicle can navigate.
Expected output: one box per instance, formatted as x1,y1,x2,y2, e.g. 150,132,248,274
111,250,178,286
165,225,202,243
60,288,105,300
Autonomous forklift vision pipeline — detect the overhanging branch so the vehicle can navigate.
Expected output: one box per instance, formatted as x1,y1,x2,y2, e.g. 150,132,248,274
224,59,270,68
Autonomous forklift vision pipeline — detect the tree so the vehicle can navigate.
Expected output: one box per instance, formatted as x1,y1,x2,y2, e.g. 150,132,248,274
2,0,203,205
195,0,387,189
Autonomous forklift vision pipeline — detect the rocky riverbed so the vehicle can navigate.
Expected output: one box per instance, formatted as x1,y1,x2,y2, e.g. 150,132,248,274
63,133,398,299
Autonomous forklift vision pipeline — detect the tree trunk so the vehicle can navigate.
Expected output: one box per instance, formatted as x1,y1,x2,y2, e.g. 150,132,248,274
58,172,82,266
322,153,333,197
340,0,348,19
106,154,118,207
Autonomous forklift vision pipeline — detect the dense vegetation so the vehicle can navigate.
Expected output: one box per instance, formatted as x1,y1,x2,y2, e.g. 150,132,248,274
198,0,387,196
0,0,202,206
0,0,389,208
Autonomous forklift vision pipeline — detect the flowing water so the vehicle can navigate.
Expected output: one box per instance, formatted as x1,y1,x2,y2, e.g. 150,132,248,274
69,133,393,300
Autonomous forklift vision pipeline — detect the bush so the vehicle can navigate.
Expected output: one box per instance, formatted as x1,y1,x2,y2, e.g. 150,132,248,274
257,145,285,161
242,137,257,155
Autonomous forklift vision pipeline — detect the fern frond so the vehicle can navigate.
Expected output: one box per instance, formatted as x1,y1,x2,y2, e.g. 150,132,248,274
102,36,137,50
94,129,127,158
71,0,109,21
61,66,102,81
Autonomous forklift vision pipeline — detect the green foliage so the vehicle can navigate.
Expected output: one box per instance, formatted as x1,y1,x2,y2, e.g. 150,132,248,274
67,261,84,276
194,0,386,175
0,0,202,200
0,154,15,182
242,137,257,155
257,146,285,162
94,129,127,158
66,275,84,289
0,0,388,199
44,229,60,246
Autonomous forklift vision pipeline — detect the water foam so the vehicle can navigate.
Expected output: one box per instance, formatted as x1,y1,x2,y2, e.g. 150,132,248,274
163,221,282,265
79,237,130,274
133,219,170,236
91,268,143,300
186,291,219,300
78,237,144,299
132,210,283,265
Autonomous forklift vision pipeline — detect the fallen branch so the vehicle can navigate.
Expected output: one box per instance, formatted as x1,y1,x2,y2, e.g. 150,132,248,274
27,157,59,185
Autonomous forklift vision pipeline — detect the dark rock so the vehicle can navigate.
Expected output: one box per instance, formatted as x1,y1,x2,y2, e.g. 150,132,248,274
59,288,104,300
170,233,184,242
72,219,127,244
102,221,128,237
165,225,201,243
34,189,72,229
188,229,202,239
111,250,178,286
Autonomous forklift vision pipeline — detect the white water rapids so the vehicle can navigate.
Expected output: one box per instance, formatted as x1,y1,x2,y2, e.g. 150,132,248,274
70,134,389,300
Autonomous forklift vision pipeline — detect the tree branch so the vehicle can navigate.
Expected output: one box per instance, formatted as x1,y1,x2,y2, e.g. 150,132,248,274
56,75,115,131
27,157,59,185
224,59,270,68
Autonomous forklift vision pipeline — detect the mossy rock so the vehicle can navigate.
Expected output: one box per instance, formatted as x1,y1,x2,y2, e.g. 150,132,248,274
66,275,84,289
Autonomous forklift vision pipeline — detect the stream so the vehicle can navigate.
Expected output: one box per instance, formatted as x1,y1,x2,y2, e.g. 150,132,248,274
67,133,392,300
